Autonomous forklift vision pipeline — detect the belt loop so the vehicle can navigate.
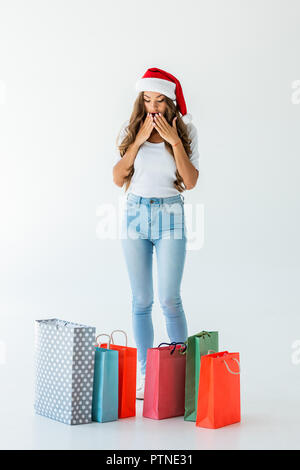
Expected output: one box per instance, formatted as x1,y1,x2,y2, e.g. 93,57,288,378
138,196,141,208
180,193,184,203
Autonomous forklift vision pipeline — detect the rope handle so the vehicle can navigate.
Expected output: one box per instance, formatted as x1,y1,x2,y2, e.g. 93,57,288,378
198,331,211,339
55,320,69,329
207,349,217,354
178,332,213,356
180,340,188,355
110,329,128,347
223,357,241,375
157,341,187,355
95,333,111,349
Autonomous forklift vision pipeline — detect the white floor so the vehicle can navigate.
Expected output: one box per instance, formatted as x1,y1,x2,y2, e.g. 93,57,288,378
1,312,300,450
0,386,299,450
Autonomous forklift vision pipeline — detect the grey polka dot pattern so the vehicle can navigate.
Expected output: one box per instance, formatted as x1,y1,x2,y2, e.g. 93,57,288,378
34,319,96,425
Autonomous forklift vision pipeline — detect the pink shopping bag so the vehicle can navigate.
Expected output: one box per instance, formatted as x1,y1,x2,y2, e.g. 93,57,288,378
143,342,186,420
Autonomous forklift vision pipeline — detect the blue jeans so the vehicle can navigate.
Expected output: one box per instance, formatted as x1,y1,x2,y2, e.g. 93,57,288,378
121,192,188,375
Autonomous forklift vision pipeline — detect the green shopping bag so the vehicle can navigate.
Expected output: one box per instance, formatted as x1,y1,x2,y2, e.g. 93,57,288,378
184,331,219,422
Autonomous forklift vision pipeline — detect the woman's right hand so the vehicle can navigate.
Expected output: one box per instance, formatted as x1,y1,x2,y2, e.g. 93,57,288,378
135,113,154,147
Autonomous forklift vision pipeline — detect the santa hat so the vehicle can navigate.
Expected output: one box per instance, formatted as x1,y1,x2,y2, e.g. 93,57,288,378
135,67,192,124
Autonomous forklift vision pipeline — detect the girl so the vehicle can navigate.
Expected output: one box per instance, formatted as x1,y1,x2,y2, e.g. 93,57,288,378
112,67,199,399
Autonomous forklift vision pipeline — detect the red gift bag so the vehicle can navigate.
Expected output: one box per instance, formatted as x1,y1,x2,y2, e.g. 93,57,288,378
143,342,186,420
196,351,241,429
100,329,137,419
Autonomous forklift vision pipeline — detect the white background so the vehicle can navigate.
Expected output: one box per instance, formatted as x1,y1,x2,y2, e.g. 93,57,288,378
0,0,299,450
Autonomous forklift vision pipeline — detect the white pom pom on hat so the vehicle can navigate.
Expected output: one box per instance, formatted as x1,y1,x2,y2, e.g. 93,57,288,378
181,113,192,124
135,67,192,123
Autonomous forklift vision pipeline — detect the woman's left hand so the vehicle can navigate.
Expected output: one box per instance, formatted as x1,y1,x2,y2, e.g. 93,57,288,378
153,113,180,146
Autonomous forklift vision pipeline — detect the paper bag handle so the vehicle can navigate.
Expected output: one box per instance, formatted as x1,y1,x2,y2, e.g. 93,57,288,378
179,333,214,356
157,342,187,355
197,331,211,338
223,357,240,375
110,329,128,347
95,333,111,349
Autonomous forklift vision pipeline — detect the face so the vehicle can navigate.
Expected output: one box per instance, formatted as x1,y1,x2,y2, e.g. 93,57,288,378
143,91,167,117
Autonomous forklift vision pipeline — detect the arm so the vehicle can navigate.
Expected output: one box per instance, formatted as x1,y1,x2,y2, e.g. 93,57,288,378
113,115,154,187
153,114,199,190
112,140,141,187
171,140,199,190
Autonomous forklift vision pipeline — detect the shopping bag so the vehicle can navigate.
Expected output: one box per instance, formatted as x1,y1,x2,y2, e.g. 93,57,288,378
196,351,241,429
143,342,187,420
34,318,96,425
184,330,219,422
92,334,119,423
100,330,137,418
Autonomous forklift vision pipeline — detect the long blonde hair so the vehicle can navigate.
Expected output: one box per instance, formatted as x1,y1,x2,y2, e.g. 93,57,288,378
116,92,192,192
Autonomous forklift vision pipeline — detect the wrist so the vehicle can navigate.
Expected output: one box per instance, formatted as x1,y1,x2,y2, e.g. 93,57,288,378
133,139,142,150
171,138,181,147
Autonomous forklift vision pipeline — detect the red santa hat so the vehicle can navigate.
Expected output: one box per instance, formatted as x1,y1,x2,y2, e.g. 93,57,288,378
135,67,192,124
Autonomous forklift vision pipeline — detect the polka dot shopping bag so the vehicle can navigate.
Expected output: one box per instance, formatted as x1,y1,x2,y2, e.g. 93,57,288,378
34,318,96,425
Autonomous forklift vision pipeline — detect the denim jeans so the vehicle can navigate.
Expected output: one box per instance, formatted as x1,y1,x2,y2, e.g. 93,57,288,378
121,192,188,375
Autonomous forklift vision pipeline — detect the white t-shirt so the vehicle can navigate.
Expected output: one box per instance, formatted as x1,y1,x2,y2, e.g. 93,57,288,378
113,119,199,197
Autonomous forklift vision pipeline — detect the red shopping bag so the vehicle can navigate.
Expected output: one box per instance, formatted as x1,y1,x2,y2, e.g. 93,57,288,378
100,330,137,419
196,351,241,429
143,342,187,420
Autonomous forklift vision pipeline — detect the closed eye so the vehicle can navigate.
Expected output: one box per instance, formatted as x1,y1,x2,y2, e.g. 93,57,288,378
144,100,164,103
